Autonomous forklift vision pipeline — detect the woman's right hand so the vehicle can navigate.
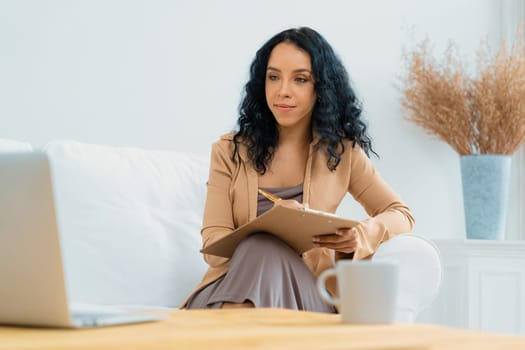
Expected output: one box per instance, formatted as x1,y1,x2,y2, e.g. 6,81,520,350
274,199,306,211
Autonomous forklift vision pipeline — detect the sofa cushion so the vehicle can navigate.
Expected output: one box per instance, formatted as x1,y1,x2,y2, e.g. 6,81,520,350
44,140,209,308
0,139,32,152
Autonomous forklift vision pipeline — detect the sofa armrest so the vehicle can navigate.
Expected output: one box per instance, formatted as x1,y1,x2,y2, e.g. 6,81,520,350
372,234,442,323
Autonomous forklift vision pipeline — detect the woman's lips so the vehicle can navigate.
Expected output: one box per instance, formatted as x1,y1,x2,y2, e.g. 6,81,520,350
274,104,295,112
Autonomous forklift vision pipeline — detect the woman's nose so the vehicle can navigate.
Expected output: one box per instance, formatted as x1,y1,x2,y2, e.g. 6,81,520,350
278,80,291,98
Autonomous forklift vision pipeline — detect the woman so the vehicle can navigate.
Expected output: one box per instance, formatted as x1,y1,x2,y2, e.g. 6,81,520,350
183,27,414,311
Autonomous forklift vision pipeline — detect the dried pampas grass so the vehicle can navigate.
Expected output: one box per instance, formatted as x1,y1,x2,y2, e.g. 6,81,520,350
400,30,525,155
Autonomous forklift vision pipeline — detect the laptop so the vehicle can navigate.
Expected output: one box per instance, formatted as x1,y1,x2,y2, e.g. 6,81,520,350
0,152,167,328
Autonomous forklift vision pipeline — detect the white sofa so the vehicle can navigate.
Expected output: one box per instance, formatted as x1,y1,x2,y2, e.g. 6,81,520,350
0,139,442,322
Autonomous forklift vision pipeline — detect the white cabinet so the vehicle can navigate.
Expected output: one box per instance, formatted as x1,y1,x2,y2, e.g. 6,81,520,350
416,239,525,335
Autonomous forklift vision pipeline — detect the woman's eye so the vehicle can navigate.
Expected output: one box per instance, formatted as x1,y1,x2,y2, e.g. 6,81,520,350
267,75,279,81
295,77,309,83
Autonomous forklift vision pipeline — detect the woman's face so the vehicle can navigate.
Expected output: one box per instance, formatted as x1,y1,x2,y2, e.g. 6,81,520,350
265,42,316,131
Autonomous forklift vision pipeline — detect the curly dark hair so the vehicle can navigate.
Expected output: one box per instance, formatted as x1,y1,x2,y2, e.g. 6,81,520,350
233,27,376,174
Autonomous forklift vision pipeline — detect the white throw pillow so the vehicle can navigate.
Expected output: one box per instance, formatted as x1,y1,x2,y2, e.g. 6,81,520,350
44,140,209,308
0,139,32,152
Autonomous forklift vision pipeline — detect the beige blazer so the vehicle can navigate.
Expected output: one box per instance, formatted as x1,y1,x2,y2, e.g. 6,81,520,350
182,133,414,307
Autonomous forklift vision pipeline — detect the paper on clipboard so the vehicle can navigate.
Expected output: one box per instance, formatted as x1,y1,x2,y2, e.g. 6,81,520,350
200,205,358,258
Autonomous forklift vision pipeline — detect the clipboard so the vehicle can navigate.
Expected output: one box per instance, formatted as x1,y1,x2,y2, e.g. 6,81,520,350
200,205,358,258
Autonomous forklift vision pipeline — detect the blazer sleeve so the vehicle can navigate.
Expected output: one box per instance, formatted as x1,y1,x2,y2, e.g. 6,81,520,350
337,145,415,261
200,141,236,267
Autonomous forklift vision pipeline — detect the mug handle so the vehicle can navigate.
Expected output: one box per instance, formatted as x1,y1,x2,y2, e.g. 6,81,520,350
317,268,339,307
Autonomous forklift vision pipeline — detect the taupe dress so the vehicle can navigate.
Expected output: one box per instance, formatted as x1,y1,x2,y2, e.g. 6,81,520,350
185,184,336,313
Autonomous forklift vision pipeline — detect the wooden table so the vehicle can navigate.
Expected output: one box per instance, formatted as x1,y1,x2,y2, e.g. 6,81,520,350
1,308,525,349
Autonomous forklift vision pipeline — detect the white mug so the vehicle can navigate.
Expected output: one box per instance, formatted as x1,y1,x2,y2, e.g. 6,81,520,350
317,261,399,324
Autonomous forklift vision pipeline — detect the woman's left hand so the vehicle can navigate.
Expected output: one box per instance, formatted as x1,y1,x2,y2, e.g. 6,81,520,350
312,228,359,254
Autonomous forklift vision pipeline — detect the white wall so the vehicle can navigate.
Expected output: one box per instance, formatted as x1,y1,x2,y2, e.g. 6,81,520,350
2,0,518,240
